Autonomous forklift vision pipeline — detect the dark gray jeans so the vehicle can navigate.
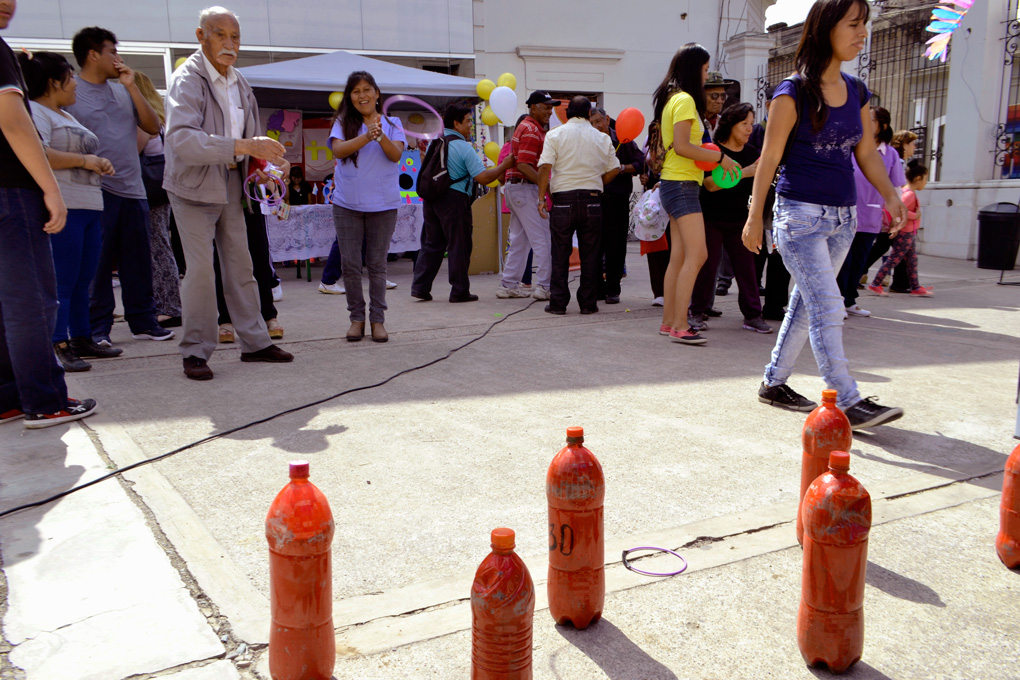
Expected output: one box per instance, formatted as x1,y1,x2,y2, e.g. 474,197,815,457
332,205,397,324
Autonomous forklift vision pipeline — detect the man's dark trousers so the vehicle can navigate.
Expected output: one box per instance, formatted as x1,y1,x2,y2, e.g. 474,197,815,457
90,190,159,338
598,191,630,299
412,191,473,298
549,190,602,312
0,188,67,415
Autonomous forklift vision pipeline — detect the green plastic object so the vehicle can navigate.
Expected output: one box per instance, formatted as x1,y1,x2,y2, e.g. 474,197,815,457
712,165,742,189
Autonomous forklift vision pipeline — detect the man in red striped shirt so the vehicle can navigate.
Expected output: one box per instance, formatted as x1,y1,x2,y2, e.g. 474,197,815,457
497,90,558,300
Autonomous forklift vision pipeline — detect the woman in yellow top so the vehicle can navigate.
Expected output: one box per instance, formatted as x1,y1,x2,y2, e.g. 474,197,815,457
652,43,740,345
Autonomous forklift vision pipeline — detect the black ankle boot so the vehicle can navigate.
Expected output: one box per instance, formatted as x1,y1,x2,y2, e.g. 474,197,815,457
54,341,91,372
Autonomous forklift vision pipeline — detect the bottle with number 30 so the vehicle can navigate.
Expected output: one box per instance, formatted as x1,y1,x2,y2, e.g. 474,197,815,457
546,426,605,629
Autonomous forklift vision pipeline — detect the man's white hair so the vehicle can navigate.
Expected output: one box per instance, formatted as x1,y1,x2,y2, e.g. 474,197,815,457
199,6,239,30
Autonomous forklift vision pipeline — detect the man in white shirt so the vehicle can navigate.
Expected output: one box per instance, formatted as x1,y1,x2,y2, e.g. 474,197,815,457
537,97,620,314
163,6,292,380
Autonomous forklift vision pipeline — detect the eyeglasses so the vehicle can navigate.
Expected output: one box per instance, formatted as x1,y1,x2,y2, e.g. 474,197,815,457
707,93,727,101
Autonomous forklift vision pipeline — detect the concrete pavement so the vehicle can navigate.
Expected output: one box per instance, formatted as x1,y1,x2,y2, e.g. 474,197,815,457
1,248,1018,679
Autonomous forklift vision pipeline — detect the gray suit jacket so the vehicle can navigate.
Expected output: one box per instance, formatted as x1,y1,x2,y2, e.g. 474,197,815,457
163,51,260,205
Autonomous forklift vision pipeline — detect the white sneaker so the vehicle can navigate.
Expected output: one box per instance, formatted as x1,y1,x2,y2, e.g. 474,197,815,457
272,283,283,302
532,285,551,301
652,296,664,307
496,285,530,299
386,280,398,290
319,282,345,295
846,304,871,317
843,308,849,319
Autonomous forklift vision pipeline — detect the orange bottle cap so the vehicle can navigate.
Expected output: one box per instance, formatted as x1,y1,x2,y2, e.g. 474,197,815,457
821,389,837,403
491,528,515,550
566,426,584,443
289,460,310,479
829,451,850,471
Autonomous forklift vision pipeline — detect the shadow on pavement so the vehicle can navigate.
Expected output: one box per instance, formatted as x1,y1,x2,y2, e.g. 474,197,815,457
808,660,895,679
0,438,83,568
853,428,1007,493
866,561,946,608
554,617,678,680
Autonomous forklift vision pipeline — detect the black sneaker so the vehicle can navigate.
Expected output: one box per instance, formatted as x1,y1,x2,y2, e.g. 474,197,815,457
758,382,817,412
844,397,903,431
132,326,174,341
25,398,98,429
544,304,566,315
54,341,91,372
69,336,123,359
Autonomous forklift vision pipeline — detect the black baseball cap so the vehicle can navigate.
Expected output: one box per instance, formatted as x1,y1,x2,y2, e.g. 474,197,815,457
526,90,561,106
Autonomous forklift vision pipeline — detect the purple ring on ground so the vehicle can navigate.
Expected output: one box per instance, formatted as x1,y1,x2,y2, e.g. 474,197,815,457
622,546,688,577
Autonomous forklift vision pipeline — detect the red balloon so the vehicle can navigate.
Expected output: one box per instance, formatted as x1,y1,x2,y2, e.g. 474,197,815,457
696,143,721,171
615,107,645,144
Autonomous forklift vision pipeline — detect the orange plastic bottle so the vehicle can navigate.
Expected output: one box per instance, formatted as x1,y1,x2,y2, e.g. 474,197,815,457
470,528,535,680
265,461,335,680
996,442,1020,568
546,426,605,629
798,390,853,545
798,451,870,673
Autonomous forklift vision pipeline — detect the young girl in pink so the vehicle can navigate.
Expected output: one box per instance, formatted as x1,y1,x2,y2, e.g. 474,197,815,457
868,160,931,297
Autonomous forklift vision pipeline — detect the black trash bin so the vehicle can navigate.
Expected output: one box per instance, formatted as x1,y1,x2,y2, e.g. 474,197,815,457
977,203,1020,271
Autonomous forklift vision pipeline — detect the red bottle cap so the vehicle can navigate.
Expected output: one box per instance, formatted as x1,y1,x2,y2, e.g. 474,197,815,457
289,460,310,479
491,528,515,551
566,426,584,443
829,451,850,472
821,389,837,404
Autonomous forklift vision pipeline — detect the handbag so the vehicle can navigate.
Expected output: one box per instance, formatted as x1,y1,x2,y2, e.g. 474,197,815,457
632,188,669,242
140,131,169,207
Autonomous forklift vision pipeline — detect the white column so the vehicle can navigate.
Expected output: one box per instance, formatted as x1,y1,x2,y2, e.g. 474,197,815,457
722,32,775,107
940,0,1008,183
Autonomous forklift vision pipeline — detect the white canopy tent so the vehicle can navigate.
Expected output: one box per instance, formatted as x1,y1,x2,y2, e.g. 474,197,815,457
237,50,479,101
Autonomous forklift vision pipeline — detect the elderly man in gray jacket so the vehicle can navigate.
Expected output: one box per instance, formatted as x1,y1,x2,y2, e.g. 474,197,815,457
164,6,292,380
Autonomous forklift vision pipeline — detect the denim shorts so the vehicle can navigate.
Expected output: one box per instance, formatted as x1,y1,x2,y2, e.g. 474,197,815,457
658,180,702,219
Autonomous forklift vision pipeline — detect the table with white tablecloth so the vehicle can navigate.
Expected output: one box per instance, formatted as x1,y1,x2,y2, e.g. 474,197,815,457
266,203,423,263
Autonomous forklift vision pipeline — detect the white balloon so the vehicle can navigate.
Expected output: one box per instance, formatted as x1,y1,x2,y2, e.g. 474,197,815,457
488,86,518,125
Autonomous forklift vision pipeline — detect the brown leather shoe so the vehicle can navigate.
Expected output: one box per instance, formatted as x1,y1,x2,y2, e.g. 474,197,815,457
370,322,388,343
240,344,294,363
183,356,214,380
346,321,365,342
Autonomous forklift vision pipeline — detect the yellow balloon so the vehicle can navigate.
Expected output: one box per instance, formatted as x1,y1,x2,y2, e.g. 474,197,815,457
484,141,500,163
496,73,517,90
476,79,496,101
481,106,499,126
174,57,187,71
328,91,344,110
487,179,500,188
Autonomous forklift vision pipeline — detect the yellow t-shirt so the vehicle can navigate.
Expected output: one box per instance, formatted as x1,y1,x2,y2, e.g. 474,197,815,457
660,91,704,184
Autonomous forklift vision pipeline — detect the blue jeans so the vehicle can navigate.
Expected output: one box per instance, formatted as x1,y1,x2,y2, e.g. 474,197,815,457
50,209,103,342
764,196,860,409
90,191,158,338
0,188,68,415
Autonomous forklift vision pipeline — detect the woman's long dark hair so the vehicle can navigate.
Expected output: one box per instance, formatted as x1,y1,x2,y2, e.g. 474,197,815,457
715,103,754,147
17,51,74,100
331,71,383,167
793,0,870,133
873,106,892,145
652,43,711,123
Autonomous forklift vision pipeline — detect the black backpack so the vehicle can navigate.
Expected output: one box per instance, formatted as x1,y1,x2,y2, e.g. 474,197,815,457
417,134,470,202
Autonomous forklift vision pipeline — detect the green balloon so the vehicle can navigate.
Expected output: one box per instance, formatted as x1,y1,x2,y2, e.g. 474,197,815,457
712,165,742,189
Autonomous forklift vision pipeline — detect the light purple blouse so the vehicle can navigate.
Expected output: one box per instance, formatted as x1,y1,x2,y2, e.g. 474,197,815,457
329,116,406,212
852,143,906,234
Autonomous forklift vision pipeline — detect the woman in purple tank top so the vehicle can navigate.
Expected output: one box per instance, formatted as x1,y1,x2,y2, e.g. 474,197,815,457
740,0,908,431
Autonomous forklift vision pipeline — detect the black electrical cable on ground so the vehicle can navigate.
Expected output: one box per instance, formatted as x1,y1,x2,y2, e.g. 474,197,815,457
0,299,543,520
